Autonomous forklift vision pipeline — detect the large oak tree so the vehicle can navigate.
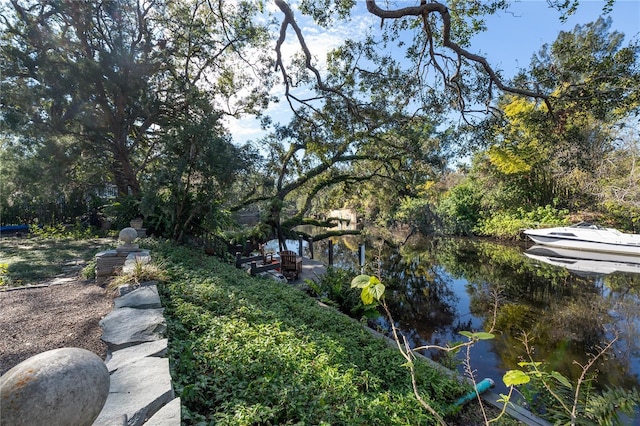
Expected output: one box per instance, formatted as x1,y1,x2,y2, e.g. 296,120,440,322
1,0,272,194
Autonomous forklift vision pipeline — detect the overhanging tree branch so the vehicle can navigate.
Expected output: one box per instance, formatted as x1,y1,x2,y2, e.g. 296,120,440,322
365,0,553,112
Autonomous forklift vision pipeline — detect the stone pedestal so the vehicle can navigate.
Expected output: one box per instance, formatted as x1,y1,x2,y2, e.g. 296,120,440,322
130,219,147,238
95,250,128,285
95,227,146,285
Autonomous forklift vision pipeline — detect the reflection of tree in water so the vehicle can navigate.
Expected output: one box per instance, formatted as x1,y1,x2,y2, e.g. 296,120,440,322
314,237,360,269
602,274,640,381
373,244,459,340
441,239,586,307
439,238,640,389
315,234,640,390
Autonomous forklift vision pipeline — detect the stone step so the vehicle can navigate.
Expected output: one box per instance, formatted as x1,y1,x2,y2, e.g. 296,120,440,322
93,357,174,426
143,398,180,426
99,307,166,351
114,286,162,310
105,339,168,373
96,266,180,425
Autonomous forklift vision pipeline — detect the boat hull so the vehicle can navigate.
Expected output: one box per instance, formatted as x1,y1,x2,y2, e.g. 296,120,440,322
524,233,640,256
524,223,640,256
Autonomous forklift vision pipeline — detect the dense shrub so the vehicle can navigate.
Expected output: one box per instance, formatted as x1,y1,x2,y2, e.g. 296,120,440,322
306,266,380,319
152,241,470,425
435,182,483,236
474,205,569,239
29,222,99,240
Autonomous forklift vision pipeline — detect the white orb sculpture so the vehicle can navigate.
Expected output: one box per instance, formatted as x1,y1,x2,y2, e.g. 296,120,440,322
119,227,138,244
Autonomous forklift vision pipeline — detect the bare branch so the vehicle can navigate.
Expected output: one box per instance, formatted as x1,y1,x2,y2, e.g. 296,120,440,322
273,0,358,114
365,0,551,109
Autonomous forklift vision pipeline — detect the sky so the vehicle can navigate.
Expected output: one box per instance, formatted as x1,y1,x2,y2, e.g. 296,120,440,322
225,0,640,145
470,0,640,75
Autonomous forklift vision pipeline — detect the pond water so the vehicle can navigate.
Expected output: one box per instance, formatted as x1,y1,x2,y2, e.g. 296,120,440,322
307,235,640,401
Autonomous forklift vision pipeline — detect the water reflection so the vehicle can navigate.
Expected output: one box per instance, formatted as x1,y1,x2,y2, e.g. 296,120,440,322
525,246,640,275
314,236,640,395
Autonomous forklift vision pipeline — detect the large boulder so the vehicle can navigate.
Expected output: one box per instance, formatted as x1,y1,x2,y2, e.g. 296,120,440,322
0,347,109,426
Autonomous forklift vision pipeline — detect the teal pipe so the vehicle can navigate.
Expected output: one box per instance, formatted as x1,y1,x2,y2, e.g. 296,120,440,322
452,378,495,408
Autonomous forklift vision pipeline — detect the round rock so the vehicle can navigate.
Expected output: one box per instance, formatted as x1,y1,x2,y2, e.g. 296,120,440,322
119,227,138,244
0,347,110,426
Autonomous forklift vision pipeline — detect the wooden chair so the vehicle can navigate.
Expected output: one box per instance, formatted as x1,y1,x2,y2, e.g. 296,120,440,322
279,250,302,280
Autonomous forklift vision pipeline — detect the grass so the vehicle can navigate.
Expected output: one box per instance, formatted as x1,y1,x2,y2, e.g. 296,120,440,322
151,240,517,425
0,237,116,287
107,258,168,291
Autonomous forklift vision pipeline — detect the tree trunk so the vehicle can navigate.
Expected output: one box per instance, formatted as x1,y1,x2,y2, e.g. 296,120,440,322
111,158,140,197
111,133,140,197
267,200,288,251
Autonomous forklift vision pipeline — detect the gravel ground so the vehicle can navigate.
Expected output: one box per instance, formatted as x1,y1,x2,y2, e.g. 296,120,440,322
0,277,114,376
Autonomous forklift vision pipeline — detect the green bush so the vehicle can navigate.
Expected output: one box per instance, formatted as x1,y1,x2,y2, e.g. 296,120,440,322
29,221,99,240
435,182,483,235
306,266,379,319
0,263,9,287
102,195,141,231
474,205,569,239
516,363,640,425
602,201,640,232
81,260,96,279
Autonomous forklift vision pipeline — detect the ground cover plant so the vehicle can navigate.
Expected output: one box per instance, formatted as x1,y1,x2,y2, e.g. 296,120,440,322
152,241,487,425
0,236,115,287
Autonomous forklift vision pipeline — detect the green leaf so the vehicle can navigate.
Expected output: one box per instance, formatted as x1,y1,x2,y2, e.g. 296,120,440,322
471,332,495,340
370,282,385,301
459,331,495,340
351,275,371,289
550,371,572,388
496,393,512,404
503,370,531,387
518,361,542,368
360,287,374,305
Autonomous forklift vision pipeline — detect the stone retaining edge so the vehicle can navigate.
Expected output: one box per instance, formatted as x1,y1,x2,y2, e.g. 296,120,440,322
94,282,180,426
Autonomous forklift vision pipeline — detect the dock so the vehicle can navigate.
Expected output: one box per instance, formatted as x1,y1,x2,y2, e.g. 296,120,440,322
296,258,327,283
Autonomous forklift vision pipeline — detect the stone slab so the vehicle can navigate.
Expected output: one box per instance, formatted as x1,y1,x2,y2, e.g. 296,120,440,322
105,339,168,373
123,252,151,273
144,397,181,426
95,250,120,258
127,250,150,259
96,258,126,265
115,281,159,297
100,307,166,351
116,244,140,253
93,357,174,426
114,285,161,309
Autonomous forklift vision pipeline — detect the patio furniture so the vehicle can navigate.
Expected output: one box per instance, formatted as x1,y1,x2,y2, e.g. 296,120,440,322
279,250,302,280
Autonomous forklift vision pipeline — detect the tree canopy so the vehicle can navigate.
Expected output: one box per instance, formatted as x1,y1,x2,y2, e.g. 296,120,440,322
1,0,637,242
443,16,640,236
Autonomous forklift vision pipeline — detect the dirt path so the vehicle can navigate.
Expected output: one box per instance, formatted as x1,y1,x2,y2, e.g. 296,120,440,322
0,276,114,375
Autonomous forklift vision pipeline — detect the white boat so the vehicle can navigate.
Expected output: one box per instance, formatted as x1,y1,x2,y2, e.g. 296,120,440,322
525,245,640,275
523,222,640,256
